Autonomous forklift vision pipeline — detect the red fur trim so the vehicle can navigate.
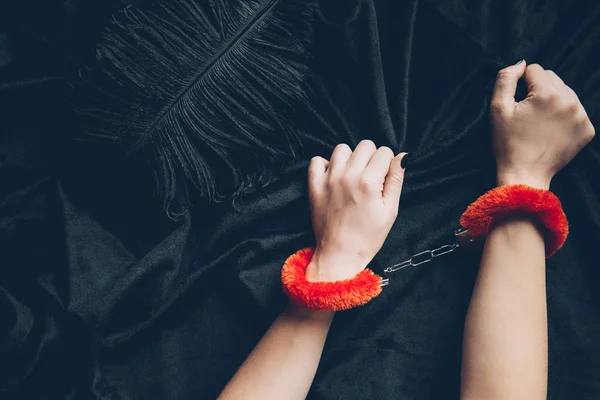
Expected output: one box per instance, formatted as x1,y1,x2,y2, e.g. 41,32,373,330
281,247,382,311
460,184,569,258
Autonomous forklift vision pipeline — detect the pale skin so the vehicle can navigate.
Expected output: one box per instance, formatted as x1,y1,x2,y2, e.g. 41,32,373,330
218,61,595,399
462,60,594,399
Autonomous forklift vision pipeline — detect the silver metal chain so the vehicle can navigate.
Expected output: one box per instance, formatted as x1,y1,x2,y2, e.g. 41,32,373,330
380,243,459,286
379,227,479,287
384,243,459,273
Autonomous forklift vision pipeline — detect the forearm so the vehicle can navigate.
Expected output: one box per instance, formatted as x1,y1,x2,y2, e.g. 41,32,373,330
218,302,334,400
461,181,548,399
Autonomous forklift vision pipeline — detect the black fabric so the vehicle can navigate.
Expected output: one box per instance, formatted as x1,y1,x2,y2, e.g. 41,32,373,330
2,0,600,399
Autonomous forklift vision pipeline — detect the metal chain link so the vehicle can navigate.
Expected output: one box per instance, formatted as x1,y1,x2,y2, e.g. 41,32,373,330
379,228,472,287
384,243,459,274
380,243,458,286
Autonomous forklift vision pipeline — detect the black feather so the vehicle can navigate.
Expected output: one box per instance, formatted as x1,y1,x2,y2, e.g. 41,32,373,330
71,0,314,219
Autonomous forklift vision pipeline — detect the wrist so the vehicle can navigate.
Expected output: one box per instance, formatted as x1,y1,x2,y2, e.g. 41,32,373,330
496,173,551,190
305,250,370,282
284,302,336,324
490,213,546,236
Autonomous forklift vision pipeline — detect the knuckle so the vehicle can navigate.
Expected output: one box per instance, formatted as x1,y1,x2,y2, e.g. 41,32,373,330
587,133,596,144
574,112,593,130
547,91,560,103
575,112,595,141
575,110,589,124
490,100,506,115
569,88,580,101
339,173,355,189
586,123,596,140
496,69,512,80
358,176,376,192
534,92,548,102
564,100,579,114
537,90,557,103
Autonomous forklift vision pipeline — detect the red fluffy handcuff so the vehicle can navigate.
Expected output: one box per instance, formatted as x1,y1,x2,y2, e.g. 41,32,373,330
281,184,569,311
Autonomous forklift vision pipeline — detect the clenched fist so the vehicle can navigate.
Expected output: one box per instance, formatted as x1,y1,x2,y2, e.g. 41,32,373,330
491,60,595,189
306,140,408,282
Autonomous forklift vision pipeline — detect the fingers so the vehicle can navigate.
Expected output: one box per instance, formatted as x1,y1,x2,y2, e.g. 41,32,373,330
545,70,580,104
491,60,527,112
525,66,595,141
324,142,410,206
363,146,394,179
382,153,408,208
545,70,565,89
346,140,377,174
524,63,547,94
529,67,587,113
327,143,352,180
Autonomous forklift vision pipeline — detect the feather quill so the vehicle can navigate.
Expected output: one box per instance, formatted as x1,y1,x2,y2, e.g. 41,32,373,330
71,0,314,219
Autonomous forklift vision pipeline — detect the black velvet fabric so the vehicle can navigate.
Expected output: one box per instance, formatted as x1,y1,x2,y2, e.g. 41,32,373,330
2,0,600,399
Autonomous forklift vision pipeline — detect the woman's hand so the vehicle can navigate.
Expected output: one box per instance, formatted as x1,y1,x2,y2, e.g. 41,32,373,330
490,60,595,189
306,140,408,282
220,141,406,400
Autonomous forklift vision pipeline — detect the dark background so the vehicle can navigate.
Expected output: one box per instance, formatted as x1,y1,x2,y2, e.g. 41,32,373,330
1,0,600,398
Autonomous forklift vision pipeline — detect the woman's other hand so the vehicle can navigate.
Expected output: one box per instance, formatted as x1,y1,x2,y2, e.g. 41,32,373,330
306,140,408,282
490,60,595,189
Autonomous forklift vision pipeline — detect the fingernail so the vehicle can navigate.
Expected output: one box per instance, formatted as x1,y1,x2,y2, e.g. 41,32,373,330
400,153,409,169
513,59,524,66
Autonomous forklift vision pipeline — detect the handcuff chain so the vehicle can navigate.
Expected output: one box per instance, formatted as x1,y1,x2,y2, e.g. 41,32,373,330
380,227,470,287
383,243,459,275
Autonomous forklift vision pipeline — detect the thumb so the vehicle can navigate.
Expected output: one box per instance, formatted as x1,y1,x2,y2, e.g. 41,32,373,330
383,152,408,208
491,59,527,111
